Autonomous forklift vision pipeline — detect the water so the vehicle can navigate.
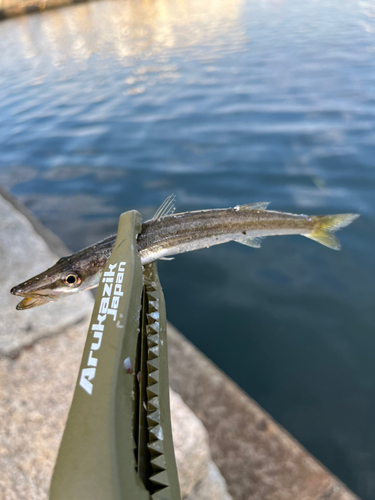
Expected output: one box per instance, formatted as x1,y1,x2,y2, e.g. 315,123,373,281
0,0,374,496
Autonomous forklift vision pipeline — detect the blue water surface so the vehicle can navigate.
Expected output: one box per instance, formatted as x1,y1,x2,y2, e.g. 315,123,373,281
0,0,374,496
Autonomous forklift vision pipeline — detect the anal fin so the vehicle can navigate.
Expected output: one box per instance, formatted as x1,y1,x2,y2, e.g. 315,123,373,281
235,235,263,248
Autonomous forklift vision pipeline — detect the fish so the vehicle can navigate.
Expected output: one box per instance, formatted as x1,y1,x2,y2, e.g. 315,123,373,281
11,195,359,310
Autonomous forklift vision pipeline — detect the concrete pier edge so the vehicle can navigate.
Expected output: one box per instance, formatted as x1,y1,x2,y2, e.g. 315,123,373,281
0,186,360,500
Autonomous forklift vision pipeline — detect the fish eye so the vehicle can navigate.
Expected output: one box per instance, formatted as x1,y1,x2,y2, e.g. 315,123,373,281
64,273,81,287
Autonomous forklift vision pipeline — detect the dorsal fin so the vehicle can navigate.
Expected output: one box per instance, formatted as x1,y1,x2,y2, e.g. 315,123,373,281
234,202,270,211
152,194,176,221
235,235,264,248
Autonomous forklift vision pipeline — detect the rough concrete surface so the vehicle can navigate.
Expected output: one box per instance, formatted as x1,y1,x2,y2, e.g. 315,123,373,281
0,193,93,357
0,323,230,500
170,390,210,497
0,324,88,500
186,461,233,500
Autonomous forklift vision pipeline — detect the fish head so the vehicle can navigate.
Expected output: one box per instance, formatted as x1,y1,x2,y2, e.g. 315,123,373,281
10,255,102,310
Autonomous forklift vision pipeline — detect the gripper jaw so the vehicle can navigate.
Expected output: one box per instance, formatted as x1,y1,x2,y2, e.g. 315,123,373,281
137,265,181,500
49,211,180,500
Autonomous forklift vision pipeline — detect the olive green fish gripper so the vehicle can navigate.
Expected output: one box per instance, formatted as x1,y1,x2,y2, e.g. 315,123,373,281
49,210,181,500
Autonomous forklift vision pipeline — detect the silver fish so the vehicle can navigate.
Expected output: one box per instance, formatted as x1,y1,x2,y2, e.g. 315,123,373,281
11,195,359,310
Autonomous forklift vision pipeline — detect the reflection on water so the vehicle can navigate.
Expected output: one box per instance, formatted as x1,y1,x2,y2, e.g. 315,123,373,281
4,0,244,67
0,0,375,498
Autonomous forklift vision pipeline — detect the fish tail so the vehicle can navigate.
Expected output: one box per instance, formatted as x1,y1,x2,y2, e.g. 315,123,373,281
304,213,360,250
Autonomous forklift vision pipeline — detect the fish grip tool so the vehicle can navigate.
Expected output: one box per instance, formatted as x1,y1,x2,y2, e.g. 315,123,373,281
49,210,181,500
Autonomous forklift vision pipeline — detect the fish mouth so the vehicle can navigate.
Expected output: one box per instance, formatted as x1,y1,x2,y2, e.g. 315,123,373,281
15,296,52,310
11,287,55,310
11,283,63,310
10,285,56,311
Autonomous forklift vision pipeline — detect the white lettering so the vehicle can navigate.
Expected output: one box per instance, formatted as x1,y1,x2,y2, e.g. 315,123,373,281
79,368,96,395
91,331,103,350
107,308,117,321
92,314,106,331
99,297,109,315
79,261,126,395
104,264,117,277
111,296,120,309
103,283,112,297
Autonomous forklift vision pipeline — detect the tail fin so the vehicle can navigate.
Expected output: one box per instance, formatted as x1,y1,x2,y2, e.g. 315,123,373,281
304,213,359,250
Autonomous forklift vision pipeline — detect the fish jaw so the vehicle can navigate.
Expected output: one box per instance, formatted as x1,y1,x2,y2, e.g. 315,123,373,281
15,296,53,310
11,268,103,310
11,286,59,310
11,273,67,309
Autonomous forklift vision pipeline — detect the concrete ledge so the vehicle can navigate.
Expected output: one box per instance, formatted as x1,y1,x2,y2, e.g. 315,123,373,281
0,192,93,357
167,325,359,500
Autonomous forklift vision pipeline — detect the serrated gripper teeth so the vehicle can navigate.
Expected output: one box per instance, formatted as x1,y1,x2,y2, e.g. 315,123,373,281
148,396,159,411
147,383,159,398
148,371,159,384
151,486,171,499
147,333,159,347
147,439,164,455
148,300,159,311
149,424,163,441
147,323,159,335
146,290,158,301
147,358,159,372
147,409,160,425
150,454,166,470
150,470,169,486
149,345,159,358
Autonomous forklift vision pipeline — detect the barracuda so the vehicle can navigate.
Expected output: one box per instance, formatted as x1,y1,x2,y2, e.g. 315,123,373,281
11,195,359,310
